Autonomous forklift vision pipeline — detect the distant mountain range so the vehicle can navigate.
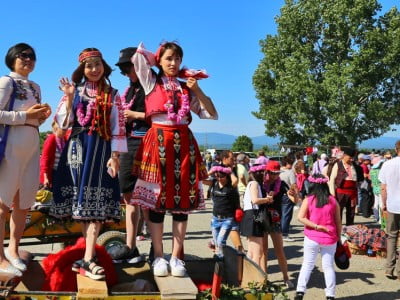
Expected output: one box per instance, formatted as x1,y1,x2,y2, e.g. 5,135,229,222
193,132,399,150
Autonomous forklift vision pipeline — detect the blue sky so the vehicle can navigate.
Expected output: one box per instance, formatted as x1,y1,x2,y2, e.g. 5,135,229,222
0,0,398,138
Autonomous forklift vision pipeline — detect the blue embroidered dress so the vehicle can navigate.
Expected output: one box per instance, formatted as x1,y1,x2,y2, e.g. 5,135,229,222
50,82,127,221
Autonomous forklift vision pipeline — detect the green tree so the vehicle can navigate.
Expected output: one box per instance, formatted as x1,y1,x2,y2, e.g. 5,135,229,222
232,135,253,152
39,131,51,151
253,0,400,146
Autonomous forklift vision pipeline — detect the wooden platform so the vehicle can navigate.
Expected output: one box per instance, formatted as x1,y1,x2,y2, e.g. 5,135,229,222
153,275,198,300
76,274,108,299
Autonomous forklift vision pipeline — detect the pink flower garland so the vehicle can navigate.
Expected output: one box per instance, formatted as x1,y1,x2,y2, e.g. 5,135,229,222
264,176,282,196
210,165,232,174
76,101,95,126
249,164,266,173
162,76,191,123
164,92,190,123
308,176,329,184
120,87,138,110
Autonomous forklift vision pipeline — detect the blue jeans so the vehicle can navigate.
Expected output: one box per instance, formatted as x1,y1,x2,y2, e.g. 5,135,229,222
281,194,295,237
211,216,234,257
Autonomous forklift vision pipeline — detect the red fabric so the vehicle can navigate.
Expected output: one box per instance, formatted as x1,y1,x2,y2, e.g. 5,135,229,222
177,68,209,79
235,208,244,222
133,123,207,210
336,180,357,197
40,130,70,185
40,133,56,184
145,80,192,124
193,279,212,291
41,237,117,292
296,173,309,191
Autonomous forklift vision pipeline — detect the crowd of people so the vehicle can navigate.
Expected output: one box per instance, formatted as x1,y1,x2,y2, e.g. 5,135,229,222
0,42,398,300
203,147,395,300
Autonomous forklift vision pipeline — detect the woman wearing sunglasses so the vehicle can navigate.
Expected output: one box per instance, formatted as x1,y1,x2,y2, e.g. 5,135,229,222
203,164,240,259
0,43,51,276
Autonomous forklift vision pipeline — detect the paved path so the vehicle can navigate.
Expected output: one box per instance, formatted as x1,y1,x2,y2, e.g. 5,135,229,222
20,199,400,299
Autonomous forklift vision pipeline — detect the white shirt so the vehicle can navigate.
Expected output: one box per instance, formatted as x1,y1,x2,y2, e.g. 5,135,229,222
378,157,400,213
243,181,262,211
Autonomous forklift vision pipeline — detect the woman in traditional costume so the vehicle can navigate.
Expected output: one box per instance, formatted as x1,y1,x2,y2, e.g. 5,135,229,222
131,42,218,277
50,48,127,280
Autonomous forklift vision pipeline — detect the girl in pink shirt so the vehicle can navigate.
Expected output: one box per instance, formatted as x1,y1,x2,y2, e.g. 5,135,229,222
295,175,342,300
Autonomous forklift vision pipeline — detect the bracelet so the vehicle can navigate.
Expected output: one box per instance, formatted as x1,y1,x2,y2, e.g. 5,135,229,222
315,224,318,230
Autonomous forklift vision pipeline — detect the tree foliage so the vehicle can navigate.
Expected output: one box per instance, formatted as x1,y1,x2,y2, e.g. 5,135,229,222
39,131,51,151
253,0,400,146
232,135,254,152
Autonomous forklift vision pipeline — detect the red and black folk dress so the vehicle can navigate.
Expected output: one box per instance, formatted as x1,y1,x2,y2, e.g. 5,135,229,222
131,44,218,213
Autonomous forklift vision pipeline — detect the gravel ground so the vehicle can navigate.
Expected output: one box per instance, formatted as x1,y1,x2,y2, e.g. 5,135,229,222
19,199,400,299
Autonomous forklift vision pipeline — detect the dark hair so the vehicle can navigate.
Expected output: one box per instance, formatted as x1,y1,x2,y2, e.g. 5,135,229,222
71,48,112,85
220,150,233,161
281,156,294,167
213,163,232,187
249,164,266,197
156,42,184,76
308,174,330,208
295,151,303,160
117,62,132,76
5,43,36,71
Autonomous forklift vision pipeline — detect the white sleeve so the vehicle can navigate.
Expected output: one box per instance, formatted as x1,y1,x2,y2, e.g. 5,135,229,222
132,42,156,96
54,96,74,129
190,95,218,120
0,76,26,125
110,91,127,153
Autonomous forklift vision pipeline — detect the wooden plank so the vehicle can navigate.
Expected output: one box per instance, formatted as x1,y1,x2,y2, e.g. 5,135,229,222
240,258,266,288
76,274,108,299
153,275,198,300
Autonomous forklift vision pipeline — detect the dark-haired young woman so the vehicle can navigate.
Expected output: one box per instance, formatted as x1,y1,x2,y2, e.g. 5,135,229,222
130,42,217,277
0,43,51,276
203,164,239,259
295,175,342,300
50,48,127,280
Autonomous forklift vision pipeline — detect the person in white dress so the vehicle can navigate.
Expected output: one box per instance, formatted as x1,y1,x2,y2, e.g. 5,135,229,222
0,43,51,276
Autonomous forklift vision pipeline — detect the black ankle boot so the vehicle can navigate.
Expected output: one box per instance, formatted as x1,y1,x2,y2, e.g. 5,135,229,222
326,297,335,300
294,292,304,300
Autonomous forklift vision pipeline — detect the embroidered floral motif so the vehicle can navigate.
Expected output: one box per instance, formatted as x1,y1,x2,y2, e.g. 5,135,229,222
15,80,40,103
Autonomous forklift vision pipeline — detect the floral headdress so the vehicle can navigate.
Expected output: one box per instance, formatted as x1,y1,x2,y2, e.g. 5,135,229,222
210,165,232,174
308,176,329,184
249,164,266,173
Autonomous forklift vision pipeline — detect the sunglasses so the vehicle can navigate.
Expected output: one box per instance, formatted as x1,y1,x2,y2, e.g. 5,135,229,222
215,172,228,178
16,52,35,60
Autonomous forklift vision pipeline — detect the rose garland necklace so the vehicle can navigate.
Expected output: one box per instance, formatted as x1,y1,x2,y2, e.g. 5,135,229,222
162,76,190,123
76,101,95,126
120,86,139,110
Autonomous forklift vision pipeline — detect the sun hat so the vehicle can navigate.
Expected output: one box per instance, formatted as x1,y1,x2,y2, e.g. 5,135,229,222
115,47,137,66
265,160,281,173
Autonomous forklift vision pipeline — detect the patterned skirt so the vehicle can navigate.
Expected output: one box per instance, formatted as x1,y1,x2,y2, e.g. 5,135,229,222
50,129,121,222
131,123,207,212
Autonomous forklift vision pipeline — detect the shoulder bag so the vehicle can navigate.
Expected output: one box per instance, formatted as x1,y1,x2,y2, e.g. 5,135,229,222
252,203,273,232
0,76,17,164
